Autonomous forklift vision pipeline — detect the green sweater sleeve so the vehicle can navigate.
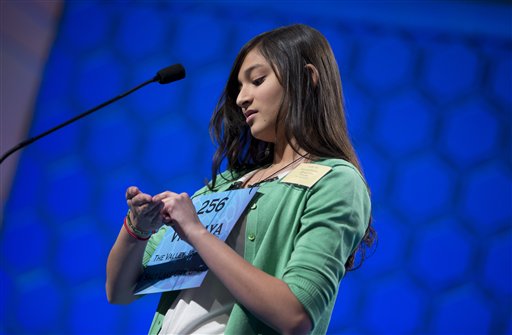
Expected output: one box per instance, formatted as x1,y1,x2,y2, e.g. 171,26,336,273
282,163,371,328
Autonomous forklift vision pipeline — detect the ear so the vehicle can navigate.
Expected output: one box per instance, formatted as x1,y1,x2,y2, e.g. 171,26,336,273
305,64,319,87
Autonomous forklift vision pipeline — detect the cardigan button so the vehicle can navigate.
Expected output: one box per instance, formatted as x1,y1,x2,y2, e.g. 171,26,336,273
248,233,256,241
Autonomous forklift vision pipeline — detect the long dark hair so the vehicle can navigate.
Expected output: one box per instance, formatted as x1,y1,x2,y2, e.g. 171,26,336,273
209,24,376,270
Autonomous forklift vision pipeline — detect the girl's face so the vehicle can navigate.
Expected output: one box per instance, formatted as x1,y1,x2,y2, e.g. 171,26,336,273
236,48,285,143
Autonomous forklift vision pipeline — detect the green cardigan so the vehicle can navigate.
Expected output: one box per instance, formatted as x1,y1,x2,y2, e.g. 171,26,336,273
144,158,371,334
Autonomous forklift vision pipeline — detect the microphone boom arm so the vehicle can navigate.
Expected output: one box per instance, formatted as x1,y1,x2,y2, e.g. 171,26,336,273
0,63,185,164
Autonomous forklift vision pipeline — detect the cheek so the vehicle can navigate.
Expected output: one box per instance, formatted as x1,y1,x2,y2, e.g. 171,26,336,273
263,88,284,112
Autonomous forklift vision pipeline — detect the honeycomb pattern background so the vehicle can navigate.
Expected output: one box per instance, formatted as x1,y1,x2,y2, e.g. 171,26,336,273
1,2,511,334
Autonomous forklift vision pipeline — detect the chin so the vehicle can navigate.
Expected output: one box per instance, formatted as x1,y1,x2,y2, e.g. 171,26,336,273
249,128,274,142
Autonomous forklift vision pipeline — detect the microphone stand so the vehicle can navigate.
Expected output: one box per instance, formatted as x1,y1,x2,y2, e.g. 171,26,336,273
1,63,185,164
1,77,156,164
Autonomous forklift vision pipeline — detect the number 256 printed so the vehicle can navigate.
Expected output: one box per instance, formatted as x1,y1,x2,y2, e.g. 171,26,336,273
197,197,229,215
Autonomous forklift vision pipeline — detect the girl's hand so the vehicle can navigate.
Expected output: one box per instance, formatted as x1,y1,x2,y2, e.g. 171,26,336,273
125,186,163,233
154,191,206,245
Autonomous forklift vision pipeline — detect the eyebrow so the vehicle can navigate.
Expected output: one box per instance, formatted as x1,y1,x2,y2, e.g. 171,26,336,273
237,64,266,83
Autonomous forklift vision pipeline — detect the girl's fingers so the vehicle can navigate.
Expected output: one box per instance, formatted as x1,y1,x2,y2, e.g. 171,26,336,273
125,186,140,200
152,191,180,202
129,193,153,207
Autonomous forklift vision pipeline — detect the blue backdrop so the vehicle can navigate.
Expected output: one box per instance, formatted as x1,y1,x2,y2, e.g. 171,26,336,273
1,1,511,334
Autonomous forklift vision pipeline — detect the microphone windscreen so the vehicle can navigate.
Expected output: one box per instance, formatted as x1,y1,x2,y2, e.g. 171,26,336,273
156,64,186,84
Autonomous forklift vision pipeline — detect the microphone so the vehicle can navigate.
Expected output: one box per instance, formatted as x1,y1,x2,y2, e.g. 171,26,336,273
0,64,186,164
154,64,186,84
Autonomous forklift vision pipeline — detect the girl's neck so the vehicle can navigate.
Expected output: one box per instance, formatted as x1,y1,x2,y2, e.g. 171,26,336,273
272,140,306,167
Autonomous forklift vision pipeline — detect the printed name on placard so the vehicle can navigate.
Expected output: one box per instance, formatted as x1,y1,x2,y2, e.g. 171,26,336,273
171,223,224,242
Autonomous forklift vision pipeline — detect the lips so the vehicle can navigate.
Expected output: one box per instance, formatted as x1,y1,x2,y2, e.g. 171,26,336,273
244,109,258,122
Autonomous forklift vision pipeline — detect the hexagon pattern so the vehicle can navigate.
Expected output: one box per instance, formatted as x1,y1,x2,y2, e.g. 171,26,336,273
1,2,511,334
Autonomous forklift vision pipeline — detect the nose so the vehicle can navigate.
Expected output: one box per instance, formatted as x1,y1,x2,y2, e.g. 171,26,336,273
236,85,252,110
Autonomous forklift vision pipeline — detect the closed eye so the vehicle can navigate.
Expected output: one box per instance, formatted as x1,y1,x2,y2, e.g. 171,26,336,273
252,76,265,86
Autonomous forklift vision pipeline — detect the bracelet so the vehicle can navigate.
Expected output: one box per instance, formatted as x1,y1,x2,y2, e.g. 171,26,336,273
126,211,154,236
123,217,150,241
124,210,156,241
